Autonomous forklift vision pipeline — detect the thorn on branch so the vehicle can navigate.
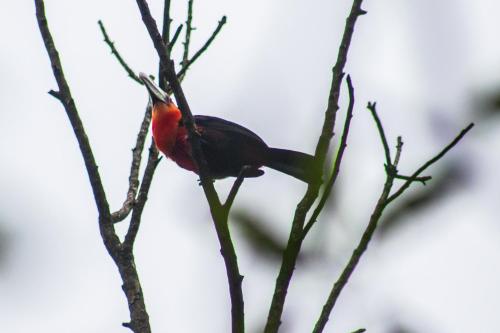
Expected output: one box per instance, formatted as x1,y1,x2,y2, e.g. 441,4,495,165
351,329,367,333
356,8,368,15
48,89,62,100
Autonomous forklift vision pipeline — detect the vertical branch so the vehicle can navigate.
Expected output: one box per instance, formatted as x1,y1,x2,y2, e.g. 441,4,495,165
303,75,356,237
35,0,112,221
123,142,160,250
159,0,171,90
264,2,366,332
162,0,171,44
35,1,151,332
314,1,367,166
134,1,244,332
182,0,194,68
168,24,184,51
111,104,152,223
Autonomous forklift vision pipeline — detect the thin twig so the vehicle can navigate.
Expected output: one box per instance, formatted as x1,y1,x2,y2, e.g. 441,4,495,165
182,0,194,68
393,136,403,166
134,1,244,332
314,2,367,164
367,102,391,165
123,142,161,251
158,0,172,90
98,20,143,84
394,173,431,184
264,2,366,332
162,0,171,44
303,75,356,238
386,123,474,204
177,16,227,80
112,104,153,223
169,24,183,50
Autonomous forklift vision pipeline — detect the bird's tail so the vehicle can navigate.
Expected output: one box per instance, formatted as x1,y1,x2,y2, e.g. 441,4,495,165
264,147,322,184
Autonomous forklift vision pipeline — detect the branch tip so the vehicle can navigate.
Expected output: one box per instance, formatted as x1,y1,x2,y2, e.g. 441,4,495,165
357,8,368,15
97,19,142,84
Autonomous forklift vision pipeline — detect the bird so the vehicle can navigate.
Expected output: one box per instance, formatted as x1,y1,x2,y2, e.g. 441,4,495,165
139,73,320,183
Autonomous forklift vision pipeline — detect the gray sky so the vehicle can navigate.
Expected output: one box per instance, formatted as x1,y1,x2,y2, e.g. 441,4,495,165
1,0,499,332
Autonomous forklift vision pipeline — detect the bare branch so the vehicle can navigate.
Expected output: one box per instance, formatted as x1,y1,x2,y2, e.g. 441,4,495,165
169,24,183,50
177,15,227,80
112,104,153,223
162,0,171,44
386,123,474,204
98,20,143,84
303,75,356,238
394,173,432,184
123,142,161,251
367,101,391,166
264,2,366,332
314,1,367,166
35,0,113,228
35,1,151,332
393,135,403,166
312,131,403,333
312,115,472,333
182,0,194,68
158,0,172,90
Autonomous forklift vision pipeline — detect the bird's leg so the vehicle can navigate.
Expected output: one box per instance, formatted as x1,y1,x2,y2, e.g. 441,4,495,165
197,177,215,186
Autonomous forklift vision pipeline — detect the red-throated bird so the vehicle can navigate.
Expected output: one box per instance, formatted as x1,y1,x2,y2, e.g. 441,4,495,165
139,73,320,183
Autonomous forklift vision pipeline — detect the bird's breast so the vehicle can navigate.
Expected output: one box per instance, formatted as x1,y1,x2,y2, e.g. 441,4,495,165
151,104,182,156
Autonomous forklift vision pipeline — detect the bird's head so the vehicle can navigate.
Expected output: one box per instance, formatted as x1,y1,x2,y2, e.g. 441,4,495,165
139,72,173,105
139,72,181,123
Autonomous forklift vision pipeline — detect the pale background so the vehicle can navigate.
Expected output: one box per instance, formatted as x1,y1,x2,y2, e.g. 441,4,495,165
1,1,499,332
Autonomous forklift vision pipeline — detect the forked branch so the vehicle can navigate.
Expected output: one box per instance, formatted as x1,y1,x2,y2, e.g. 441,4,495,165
264,1,367,332
311,103,473,333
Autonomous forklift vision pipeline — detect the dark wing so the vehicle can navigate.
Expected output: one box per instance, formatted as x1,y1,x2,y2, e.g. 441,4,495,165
194,115,266,145
194,115,268,178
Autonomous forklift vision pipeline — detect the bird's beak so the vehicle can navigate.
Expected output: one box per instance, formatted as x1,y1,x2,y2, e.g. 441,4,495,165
139,72,170,104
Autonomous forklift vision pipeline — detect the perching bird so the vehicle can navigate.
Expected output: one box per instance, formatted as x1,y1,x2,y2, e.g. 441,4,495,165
140,73,320,183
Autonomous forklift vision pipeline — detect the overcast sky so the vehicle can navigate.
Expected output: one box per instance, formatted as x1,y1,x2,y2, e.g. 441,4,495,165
1,1,500,332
